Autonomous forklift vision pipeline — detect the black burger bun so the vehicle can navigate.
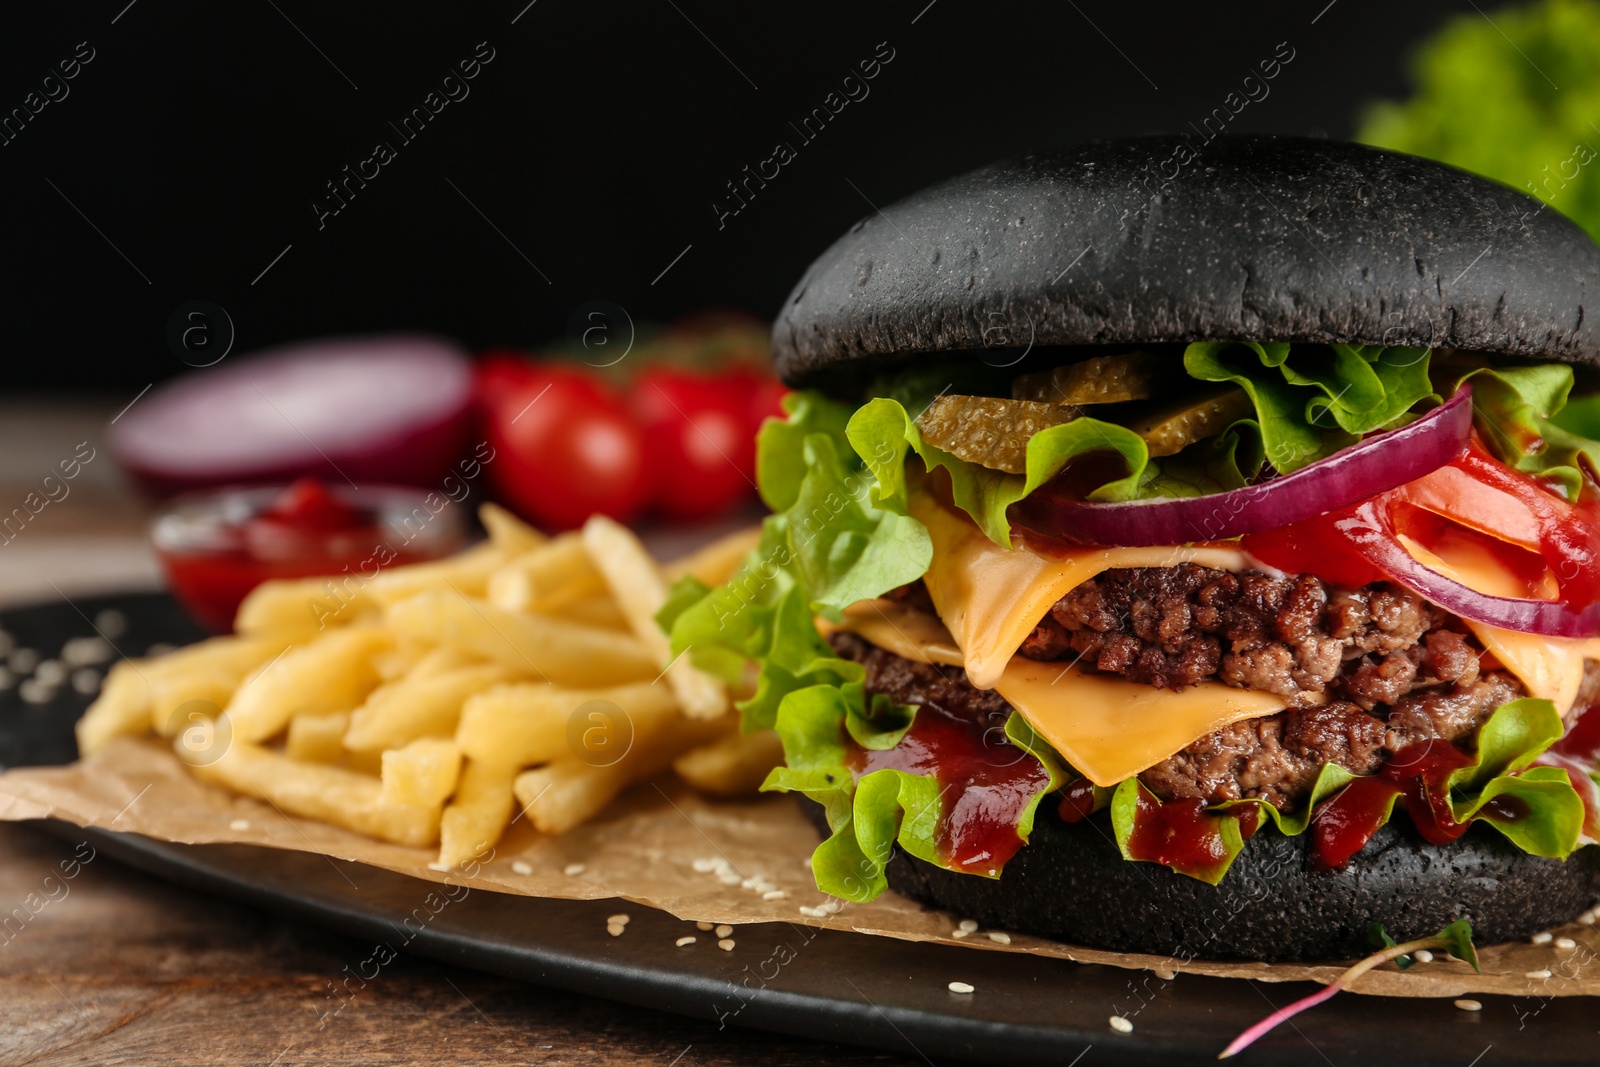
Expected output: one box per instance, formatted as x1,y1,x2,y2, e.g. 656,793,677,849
773,135,1600,395
801,796,1600,961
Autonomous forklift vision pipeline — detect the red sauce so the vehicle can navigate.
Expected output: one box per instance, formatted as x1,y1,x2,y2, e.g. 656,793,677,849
156,479,459,632
1313,740,1479,868
1480,793,1532,823
1549,698,1600,762
1056,778,1098,823
1311,777,1402,869
846,702,1052,874
1123,792,1234,878
1232,804,1262,840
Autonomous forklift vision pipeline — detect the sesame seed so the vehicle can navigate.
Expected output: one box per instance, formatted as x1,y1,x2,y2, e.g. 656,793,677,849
9,648,39,674
676,936,697,947
1454,999,1482,1012
70,668,99,695
821,901,843,914
563,863,585,876
228,819,251,831
1581,911,1598,925
608,913,631,925
947,981,975,994
798,905,826,918
607,923,625,937
762,890,787,900
511,861,534,876
61,635,113,667
426,862,449,873
1526,969,1553,979
740,878,759,890
1532,932,1554,945
958,920,979,933
93,609,127,638
1154,968,1177,981
692,858,717,873
1412,949,1434,964
19,679,52,704
987,932,1012,945
717,939,736,951
697,921,714,931
715,924,734,938
1110,1015,1133,1034
951,929,971,939
1557,937,1578,949
716,872,742,886
33,660,65,686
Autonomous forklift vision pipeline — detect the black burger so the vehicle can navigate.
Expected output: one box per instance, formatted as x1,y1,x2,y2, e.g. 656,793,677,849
664,135,1600,962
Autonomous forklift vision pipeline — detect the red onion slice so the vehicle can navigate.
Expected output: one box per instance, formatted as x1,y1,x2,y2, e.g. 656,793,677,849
111,335,474,497
1336,501,1600,638
1011,386,1474,547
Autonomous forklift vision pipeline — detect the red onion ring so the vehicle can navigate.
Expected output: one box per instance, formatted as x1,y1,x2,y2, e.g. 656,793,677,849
1011,386,1474,547
1336,501,1600,638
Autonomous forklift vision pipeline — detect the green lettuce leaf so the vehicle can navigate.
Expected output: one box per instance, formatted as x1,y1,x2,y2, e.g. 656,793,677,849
1113,699,1584,883
845,396,1148,548
1183,341,1434,473
1452,362,1600,501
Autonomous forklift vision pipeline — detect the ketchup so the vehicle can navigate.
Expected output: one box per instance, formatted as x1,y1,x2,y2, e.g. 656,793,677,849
153,479,463,632
1123,791,1237,879
1312,740,1481,868
1057,778,1099,823
846,702,1052,874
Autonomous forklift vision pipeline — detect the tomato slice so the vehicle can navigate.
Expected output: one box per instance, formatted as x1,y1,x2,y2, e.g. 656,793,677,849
1244,436,1600,618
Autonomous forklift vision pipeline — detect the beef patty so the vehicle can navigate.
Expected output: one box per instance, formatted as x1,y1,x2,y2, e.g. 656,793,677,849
1019,563,1483,708
840,565,1595,809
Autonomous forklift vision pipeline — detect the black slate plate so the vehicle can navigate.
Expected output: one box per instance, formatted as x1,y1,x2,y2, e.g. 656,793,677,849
2,592,1594,1065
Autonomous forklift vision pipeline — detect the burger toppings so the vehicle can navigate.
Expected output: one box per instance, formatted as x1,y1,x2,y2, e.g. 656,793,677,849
664,345,1600,900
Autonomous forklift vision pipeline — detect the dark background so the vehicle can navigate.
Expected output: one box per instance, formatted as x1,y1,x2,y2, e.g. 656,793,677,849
0,0,1483,390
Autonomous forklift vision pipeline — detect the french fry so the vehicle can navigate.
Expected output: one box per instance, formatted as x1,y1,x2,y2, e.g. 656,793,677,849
381,738,462,808
455,681,678,767
286,711,351,763
478,502,546,556
344,663,516,752
582,516,729,719
406,645,479,679
76,659,155,756
188,739,439,848
387,590,657,686
234,575,374,642
485,534,607,614
549,595,631,631
663,525,762,585
362,541,505,607
222,626,391,743
672,728,785,797
148,670,241,736
513,715,732,833
438,759,517,869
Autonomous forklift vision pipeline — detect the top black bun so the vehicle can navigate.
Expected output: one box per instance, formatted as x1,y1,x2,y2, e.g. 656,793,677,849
773,135,1600,393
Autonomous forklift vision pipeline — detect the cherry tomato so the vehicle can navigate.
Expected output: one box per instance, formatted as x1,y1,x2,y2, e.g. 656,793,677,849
718,365,790,440
629,366,755,520
486,366,649,530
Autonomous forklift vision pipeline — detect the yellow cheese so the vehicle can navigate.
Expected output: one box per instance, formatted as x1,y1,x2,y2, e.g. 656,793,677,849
908,483,1254,689
1399,534,1600,713
992,657,1292,787
828,602,1295,787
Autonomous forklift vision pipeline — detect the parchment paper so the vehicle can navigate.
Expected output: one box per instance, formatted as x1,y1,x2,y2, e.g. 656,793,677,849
3,737,1598,999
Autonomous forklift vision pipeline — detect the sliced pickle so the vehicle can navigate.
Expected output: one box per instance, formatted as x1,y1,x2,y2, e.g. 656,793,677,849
1130,387,1254,458
1011,350,1172,405
915,395,1082,474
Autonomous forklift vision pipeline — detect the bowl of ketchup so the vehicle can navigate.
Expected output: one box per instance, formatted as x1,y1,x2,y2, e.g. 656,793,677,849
152,478,466,632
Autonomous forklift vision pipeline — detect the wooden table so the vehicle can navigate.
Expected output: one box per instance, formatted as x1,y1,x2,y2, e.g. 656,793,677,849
0,399,927,1067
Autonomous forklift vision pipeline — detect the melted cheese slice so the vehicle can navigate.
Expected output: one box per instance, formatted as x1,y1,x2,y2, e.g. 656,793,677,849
829,600,1295,787
907,484,1256,689
1399,534,1600,714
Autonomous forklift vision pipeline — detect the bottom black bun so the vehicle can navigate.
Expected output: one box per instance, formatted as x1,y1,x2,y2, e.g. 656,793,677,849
801,797,1600,961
